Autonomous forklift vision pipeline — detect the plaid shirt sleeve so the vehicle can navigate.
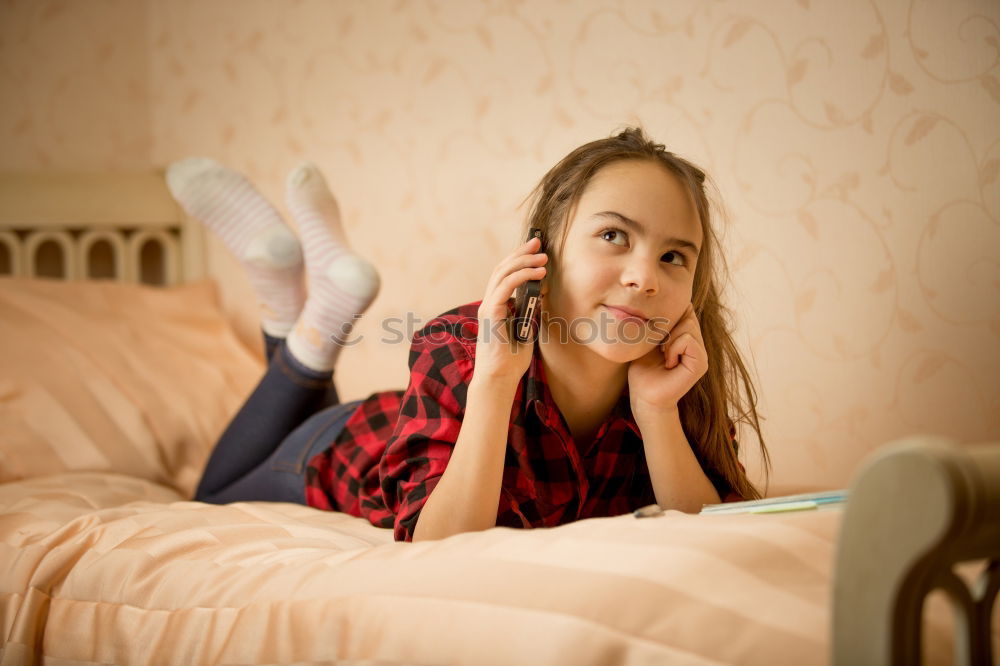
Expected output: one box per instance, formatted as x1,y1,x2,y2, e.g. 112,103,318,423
378,316,477,542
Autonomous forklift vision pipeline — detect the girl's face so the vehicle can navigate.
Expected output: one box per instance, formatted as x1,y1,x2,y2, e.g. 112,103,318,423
541,159,702,364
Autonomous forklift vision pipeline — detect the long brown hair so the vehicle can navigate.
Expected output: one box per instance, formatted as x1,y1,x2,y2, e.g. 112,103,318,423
519,126,770,501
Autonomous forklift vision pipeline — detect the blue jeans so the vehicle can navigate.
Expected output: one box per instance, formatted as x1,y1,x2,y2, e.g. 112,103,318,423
194,332,363,506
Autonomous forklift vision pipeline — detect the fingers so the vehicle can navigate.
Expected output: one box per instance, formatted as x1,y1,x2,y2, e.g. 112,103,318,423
505,248,548,276
497,265,546,303
484,237,547,306
497,237,547,276
664,332,693,369
663,331,709,374
520,235,542,253
493,235,540,269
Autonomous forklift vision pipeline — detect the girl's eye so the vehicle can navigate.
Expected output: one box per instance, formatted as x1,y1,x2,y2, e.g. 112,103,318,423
661,251,686,267
600,229,626,246
601,228,687,267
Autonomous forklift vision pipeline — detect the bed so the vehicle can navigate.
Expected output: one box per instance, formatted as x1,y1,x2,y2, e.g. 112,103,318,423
0,170,996,665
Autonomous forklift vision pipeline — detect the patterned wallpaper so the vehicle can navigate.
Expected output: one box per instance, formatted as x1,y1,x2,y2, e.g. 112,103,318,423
2,0,998,490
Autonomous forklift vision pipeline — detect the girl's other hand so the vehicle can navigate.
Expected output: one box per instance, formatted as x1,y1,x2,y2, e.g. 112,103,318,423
627,302,709,418
475,236,547,385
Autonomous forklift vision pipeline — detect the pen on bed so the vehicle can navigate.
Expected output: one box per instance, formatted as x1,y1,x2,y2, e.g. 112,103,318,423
633,504,665,518
747,500,818,514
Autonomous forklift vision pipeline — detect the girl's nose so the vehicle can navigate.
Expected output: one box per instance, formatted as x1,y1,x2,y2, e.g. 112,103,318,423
620,258,658,295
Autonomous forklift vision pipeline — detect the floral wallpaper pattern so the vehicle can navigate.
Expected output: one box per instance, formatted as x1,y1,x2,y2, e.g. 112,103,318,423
2,0,998,490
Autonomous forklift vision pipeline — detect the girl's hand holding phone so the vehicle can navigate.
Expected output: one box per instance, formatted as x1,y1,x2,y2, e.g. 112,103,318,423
475,236,547,385
627,302,709,418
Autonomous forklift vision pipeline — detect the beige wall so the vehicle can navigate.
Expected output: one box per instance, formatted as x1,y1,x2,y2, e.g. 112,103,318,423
0,0,152,168
3,0,998,491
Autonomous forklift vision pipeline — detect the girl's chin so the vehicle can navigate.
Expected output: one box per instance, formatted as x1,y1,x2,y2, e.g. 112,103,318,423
581,340,655,364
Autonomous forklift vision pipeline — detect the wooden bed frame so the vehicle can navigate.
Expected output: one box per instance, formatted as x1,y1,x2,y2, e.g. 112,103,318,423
0,170,996,664
833,437,999,665
0,171,204,284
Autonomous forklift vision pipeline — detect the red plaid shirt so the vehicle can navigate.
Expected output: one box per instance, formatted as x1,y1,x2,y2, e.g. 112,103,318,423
304,300,745,542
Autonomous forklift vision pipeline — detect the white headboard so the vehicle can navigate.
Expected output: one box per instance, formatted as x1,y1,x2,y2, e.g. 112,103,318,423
0,171,205,286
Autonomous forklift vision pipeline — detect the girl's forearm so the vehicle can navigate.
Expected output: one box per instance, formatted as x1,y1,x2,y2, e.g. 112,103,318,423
412,375,518,542
635,408,721,513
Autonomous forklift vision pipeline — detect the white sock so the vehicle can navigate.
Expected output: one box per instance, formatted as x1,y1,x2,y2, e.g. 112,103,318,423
284,162,380,372
166,157,305,337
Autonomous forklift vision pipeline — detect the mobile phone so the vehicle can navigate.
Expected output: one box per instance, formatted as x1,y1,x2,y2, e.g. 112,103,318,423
512,227,544,343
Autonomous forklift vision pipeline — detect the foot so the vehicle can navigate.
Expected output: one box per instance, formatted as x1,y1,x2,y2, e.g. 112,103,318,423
283,162,380,372
166,157,305,337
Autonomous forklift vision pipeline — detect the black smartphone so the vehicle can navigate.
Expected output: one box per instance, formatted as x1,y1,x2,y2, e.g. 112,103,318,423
512,227,544,343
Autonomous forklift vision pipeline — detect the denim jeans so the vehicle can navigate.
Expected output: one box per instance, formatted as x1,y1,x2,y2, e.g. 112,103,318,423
194,332,363,506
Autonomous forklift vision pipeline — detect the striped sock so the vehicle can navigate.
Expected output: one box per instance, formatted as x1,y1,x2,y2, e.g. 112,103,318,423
284,162,380,372
166,158,305,337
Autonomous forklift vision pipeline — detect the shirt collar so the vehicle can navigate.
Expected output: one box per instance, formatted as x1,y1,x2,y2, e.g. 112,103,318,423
522,336,642,439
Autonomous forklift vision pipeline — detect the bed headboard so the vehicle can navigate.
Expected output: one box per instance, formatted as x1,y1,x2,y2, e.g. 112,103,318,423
0,171,205,286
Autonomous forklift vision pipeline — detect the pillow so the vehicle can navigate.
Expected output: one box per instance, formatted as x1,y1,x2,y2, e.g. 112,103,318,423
0,277,264,497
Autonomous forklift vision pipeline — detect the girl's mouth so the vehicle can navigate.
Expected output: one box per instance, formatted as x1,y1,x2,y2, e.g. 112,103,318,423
602,304,649,324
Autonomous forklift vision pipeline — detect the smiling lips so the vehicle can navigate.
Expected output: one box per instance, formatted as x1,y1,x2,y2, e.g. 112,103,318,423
603,304,649,323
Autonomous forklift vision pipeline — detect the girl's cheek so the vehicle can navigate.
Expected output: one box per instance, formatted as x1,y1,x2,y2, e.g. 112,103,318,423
666,290,693,324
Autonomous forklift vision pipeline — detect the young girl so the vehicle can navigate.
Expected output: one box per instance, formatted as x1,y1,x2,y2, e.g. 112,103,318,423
168,127,770,543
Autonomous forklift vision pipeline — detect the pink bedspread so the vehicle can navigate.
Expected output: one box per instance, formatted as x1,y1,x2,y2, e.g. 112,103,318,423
0,278,977,664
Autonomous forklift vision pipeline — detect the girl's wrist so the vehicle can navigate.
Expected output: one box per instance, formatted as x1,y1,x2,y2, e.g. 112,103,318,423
632,405,687,446
630,399,680,424
469,371,521,397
